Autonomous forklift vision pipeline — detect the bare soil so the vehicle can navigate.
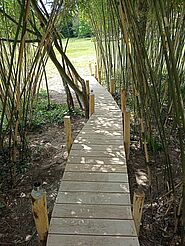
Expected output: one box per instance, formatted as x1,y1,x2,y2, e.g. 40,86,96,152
127,133,182,246
0,96,86,245
0,85,182,246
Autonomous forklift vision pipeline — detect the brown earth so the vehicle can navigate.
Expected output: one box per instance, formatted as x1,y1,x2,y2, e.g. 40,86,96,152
0,85,86,245
0,84,182,246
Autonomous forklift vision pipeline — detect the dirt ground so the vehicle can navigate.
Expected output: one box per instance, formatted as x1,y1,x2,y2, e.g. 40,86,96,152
127,135,182,246
0,77,182,245
0,114,86,245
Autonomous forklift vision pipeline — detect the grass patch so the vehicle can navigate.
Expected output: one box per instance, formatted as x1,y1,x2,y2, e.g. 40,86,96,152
45,38,96,78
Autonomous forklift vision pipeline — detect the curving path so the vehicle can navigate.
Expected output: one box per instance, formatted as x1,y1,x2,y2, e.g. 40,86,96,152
47,78,139,246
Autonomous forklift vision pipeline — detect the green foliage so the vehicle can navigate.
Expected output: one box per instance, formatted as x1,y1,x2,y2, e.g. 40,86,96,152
78,18,92,38
146,136,163,152
60,17,92,38
31,91,84,130
38,89,48,99
31,99,68,130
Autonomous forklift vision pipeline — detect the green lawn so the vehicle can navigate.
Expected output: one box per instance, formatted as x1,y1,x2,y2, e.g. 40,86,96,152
46,38,96,79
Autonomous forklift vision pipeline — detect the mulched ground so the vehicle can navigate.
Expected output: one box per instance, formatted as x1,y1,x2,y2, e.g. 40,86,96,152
0,93,182,246
127,134,182,246
0,115,86,246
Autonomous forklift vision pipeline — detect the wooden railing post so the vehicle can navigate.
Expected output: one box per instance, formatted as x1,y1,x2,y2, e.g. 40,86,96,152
64,116,73,153
110,77,115,95
89,90,95,117
121,88,126,113
133,190,145,235
89,62,93,76
31,181,48,246
85,80,90,98
98,69,101,84
124,110,130,160
94,63,98,79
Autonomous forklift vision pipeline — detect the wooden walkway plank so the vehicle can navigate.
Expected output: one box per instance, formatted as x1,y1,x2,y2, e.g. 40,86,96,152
69,149,125,158
52,204,132,219
65,163,128,173
47,235,139,246
63,172,128,182
67,156,126,165
56,191,131,205
47,78,139,246
59,181,130,193
74,138,124,145
49,218,137,236
71,143,124,151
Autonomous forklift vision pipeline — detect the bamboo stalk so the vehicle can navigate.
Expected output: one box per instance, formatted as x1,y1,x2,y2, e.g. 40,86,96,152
31,181,48,246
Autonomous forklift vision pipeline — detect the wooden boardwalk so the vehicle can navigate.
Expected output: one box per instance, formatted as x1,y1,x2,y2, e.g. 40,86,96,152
47,78,139,246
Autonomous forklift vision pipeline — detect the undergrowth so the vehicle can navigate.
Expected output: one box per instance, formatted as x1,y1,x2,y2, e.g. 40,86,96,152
30,90,84,130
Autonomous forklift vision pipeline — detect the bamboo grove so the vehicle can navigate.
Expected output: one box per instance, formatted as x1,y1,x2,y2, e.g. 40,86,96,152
80,0,185,242
0,0,185,243
0,0,89,186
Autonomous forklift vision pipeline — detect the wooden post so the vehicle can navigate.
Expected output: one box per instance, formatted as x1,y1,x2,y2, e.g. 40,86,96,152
89,62,93,76
121,88,126,113
124,110,130,160
64,116,73,153
94,63,98,79
31,181,48,246
110,77,115,95
98,69,101,84
133,190,145,235
89,90,95,117
85,80,90,97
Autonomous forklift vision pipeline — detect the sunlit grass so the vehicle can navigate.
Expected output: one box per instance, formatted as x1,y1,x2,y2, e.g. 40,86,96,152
45,38,96,79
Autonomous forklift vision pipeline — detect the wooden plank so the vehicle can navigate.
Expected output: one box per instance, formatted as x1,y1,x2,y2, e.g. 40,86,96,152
79,130,123,137
56,191,131,205
65,164,128,173
81,127,123,134
63,172,128,182
74,138,123,145
88,118,122,124
59,181,129,193
67,156,126,165
88,114,121,119
76,134,123,141
89,113,122,119
47,235,139,246
80,125,122,131
52,204,132,219
49,218,137,236
69,149,125,158
78,125,123,131
71,143,124,151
